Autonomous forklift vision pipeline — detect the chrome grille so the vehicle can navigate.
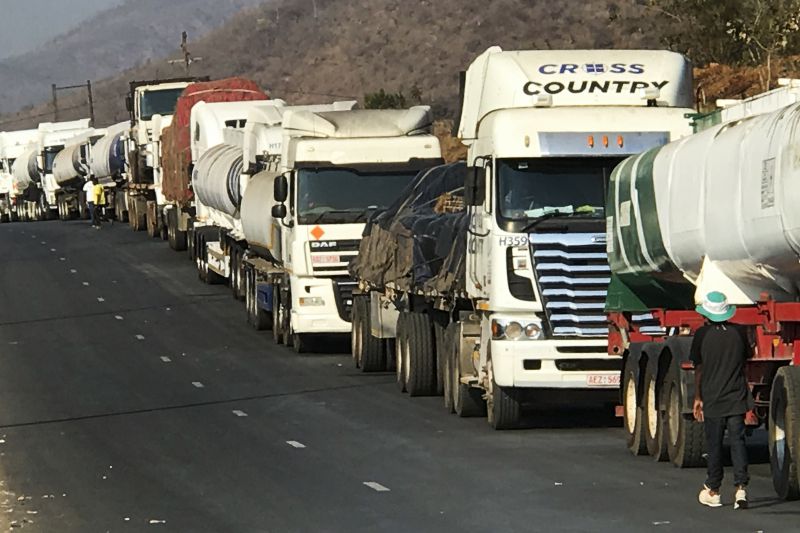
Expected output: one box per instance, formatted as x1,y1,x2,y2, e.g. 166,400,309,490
530,233,610,337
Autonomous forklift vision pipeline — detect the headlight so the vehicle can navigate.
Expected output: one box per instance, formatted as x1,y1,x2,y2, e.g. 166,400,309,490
491,319,544,341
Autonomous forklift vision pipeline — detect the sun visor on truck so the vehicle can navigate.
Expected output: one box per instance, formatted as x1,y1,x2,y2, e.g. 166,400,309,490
283,106,433,139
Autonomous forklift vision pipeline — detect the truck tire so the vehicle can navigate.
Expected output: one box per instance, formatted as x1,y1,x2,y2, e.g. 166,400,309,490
230,245,245,301
272,285,284,345
433,322,446,396
487,365,522,430
395,313,408,393
354,295,385,372
167,209,187,251
664,365,704,467
245,268,270,331
644,364,668,461
385,339,397,373
146,201,158,238
293,333,312,353
769,365,800,500
187,221,196,261
404,312,437,397
351,296,363,368
0,213,8,224
623,357,647,456
450,324,486,417
442,324,457,414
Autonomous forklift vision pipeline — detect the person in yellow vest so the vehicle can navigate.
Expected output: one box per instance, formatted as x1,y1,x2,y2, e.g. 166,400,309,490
91,176,106,228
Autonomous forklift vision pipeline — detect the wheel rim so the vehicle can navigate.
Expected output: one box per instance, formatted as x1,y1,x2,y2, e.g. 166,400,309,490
625,372,637,434
647,377,658,438
774,388,787,466
668,383,680,446
403,335,411,383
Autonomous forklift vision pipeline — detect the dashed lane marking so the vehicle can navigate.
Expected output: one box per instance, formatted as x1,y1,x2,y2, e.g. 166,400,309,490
59,257,66,261
232,410,248,417
50,248,56,252
135,334,145,341
97,297,105,303
286,441,306,449
363,482,390,492
192,382,205,389
82,282,90,286
70,269,77,274
114,315,124,320
160,356,171,363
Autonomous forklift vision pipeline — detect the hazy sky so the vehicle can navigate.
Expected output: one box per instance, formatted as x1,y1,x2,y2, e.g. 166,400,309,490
0,0,126,59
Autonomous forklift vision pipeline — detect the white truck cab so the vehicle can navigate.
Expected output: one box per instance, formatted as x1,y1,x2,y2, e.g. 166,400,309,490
459,47,695,394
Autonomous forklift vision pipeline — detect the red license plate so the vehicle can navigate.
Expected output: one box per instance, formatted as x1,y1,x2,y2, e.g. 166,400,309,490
586,374,620,387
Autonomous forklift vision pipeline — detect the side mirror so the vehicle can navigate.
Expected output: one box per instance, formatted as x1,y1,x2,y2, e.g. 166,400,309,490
464,166,486,206
125,95,133,113
271,204,287,219
274,174,289,203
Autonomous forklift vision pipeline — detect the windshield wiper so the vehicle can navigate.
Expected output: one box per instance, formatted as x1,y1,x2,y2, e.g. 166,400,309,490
307,210,359,225
520,210,574,233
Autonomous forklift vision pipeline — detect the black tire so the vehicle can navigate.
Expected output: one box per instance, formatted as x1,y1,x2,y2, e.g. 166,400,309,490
167,209,187,251
272,285,284,345
293,333,311,354
395,313,408,393
187,221,196,262
433,322,446,396
351,296,363,369
450,323,486,417
405,312,437,397
354,296,385,372
385,339,397,373
230,245,245,301
488,368,522,430
442,324,457,414
664,365,704,467
623,357,647,456
644,364,669,461
245,268,270,331
770,365,800,500
146,203,158,238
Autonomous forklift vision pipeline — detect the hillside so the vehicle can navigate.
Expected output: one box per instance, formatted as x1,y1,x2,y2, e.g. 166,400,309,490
0,0,666,130
0,0,265,115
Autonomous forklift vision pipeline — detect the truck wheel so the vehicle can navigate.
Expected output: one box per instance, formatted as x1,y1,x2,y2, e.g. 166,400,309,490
146,201,158,238
293,333,312,353
230,245,245,301
385,339,397,372
351,296,363,368
450,324,486,417
395,313,408,393
167,209,187,251
487,364,522,430
664,365,704,467
283,320,294,348
623,357,647,456
644,364,668,461
405,312,437,397
770,365,800,500
433,322,446,396
352,296,386,372
0,213,8,224
442,324,457,413
245,269,270,331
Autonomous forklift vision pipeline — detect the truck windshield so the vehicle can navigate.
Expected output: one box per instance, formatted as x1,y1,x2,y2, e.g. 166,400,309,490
139,88,184,121
497,158,620,224
296,168,418,224
43,147,62,174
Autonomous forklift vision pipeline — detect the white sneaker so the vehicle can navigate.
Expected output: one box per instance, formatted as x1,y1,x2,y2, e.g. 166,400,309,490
734,487,747,510
699,485,722,507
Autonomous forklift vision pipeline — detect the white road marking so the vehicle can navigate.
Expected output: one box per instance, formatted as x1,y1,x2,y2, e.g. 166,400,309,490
160,356,171,363
192,382,204,388
40,241,46,245
149,519,166,525
135,334,145,340
363,482,390,492
50,248,56,252
82,282,90,286
114,315,123,320
232,410,248,417
97,297,105,302
286,440,306,449
70,269,77,274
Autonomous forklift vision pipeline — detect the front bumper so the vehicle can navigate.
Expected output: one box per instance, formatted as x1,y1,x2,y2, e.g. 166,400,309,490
491,338,621,389
289,276,353,334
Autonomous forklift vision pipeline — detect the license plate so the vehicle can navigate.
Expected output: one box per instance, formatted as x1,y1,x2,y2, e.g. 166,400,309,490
587,374,620,387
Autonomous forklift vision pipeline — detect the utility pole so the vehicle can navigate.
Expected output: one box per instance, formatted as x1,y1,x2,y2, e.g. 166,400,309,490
51,81,94,124
168,31,203,75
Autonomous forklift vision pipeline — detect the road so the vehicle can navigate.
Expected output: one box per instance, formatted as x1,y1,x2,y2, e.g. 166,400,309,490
0,220,796,532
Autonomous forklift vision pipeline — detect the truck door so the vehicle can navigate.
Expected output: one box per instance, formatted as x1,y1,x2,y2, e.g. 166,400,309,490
466,159,492,298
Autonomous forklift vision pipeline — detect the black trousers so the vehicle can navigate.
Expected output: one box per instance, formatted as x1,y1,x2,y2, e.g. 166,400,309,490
704,414,749,490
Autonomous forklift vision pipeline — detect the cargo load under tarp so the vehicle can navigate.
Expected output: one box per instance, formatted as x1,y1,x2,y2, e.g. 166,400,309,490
350,162,468,294
161,78,268,206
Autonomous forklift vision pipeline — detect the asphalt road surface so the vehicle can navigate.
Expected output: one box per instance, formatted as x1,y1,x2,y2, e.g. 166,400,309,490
0,220,796,532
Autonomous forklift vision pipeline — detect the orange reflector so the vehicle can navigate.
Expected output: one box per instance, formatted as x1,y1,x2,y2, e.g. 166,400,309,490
587,135,594,148
680,361,695,370
617,135,624,148
602,135,609,148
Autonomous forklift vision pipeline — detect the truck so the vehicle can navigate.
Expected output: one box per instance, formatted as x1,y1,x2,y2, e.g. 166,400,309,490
233,105,442,352
51,127,105,221
349,47,696,429
121,78,199,229
11,119,93,221
609,84,800,499
158,78,268,247
0,129,39,222
188,99,356,296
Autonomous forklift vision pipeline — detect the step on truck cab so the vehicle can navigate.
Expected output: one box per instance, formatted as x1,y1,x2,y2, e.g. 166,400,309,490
240,106,443,352
0,129,39,222
351,47,696,429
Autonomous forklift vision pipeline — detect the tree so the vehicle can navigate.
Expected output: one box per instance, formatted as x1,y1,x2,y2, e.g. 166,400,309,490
364,89,407,109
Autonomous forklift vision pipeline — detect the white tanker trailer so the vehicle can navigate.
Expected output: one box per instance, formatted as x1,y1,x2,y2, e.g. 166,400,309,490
607,98,800,500
0,129,39,222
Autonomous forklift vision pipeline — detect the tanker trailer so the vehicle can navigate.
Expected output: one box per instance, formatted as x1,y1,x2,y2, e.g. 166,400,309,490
0,129,39,222
607,100,800,499
11,145,43,221
88,122,129,221
52,128,108,221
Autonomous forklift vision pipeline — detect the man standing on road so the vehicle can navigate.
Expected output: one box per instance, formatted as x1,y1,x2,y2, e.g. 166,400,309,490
691,291,753,510
83,178,95,227
91,177,106,229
